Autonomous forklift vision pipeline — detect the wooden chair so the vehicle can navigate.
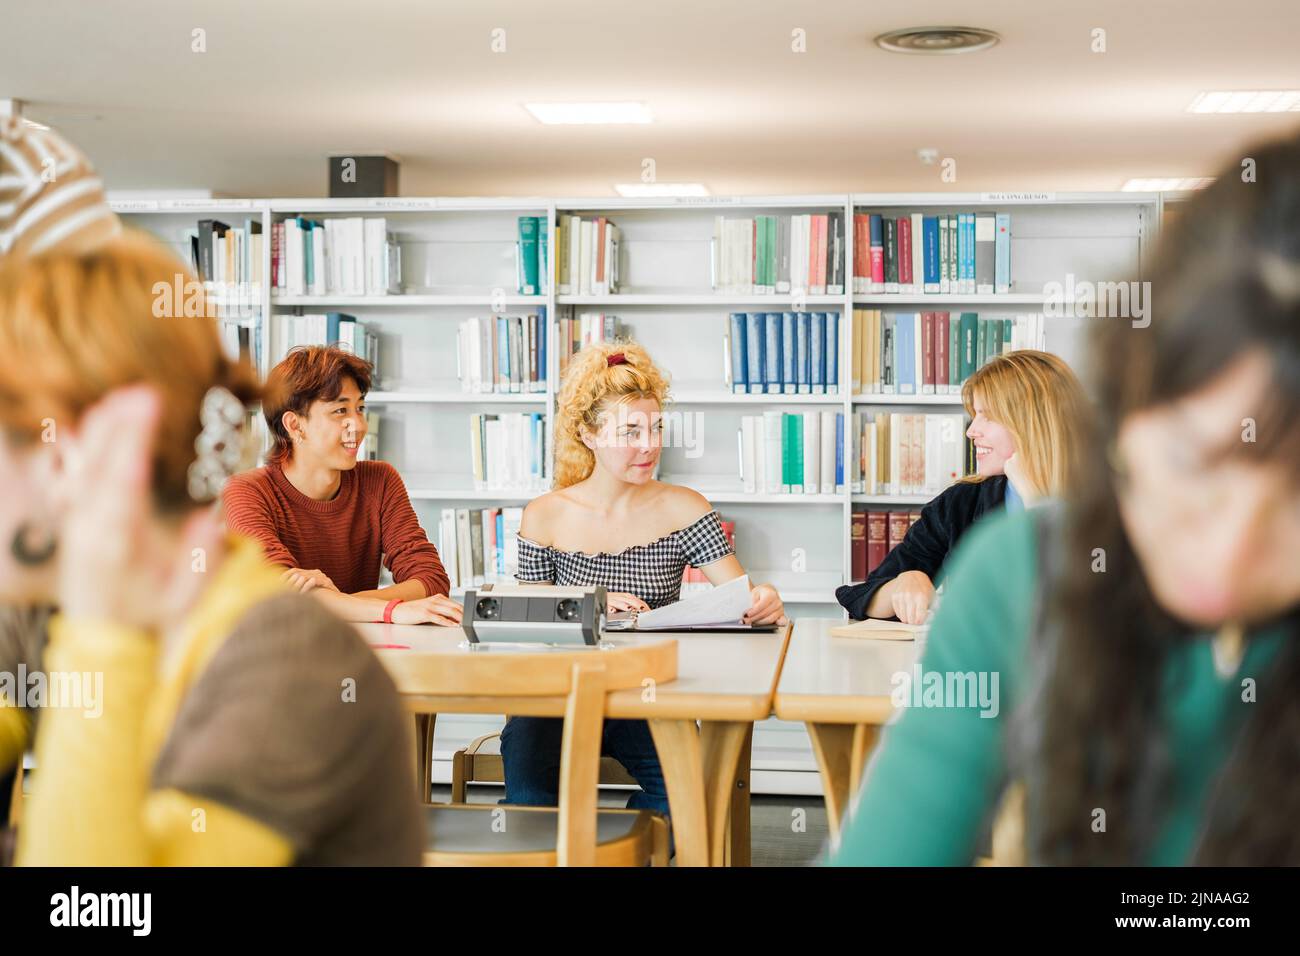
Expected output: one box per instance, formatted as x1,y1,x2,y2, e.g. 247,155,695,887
451,731,638,802
385,638,677,867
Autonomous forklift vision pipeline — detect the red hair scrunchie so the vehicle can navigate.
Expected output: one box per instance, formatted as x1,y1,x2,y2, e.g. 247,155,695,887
606,352,628,367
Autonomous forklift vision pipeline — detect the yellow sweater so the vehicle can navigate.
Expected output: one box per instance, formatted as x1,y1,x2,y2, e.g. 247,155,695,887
16,537,293,866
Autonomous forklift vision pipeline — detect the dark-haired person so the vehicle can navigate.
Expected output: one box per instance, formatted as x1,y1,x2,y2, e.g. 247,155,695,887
836,350,1090,623
223,346,462,626
831,131,1300,866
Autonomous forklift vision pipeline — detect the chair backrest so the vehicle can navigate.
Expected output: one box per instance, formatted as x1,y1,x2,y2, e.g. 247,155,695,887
384,639,676,866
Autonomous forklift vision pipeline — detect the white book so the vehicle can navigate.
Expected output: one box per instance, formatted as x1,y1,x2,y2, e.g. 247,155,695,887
850,411,863,492
911,212,925,294
914,314,924,399
889,412,902,496
740,417,757,494
440,509,459,590
310,225,326,296
820,410,836,495
284,219,304,296
804,411,819,495
924,415,941,494
866,420,879,496
763,411,783,495
502,507,523,580
455,509,472,588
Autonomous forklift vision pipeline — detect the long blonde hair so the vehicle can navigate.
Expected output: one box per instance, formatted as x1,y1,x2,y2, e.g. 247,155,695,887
960,350,1090,497
553,340,671,489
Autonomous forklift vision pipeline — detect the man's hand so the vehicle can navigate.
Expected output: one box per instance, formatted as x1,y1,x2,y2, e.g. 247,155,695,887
282,568,339,594
392,594,464,627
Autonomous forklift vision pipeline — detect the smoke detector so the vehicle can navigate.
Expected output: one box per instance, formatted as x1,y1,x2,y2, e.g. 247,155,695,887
875,26,1001,55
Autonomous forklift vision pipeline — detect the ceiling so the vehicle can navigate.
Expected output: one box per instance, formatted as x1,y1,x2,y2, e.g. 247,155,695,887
3,0,1299,198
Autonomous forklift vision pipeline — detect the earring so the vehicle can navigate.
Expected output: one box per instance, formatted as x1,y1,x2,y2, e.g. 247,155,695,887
10,521,57,566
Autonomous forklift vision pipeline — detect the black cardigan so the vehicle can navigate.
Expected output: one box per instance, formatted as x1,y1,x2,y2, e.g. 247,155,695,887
836,476,1008,621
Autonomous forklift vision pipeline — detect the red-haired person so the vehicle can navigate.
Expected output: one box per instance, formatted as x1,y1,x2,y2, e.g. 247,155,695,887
223,346,462,626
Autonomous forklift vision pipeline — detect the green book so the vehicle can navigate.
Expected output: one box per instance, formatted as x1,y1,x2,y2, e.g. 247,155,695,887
791,413,805,494
959,312,978,383
1002,317,1013,354
758,216,770,290
517,216,540,294
536,217,548,293
781,413,794,491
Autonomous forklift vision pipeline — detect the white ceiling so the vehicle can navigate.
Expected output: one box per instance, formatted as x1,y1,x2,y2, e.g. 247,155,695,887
3,0,1299,198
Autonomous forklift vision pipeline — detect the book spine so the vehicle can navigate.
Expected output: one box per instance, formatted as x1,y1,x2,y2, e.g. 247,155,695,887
746,312,764,395
764,313,781,394
729,312,748,394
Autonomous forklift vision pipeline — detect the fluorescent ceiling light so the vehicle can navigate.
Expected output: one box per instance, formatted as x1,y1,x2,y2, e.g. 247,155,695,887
614,183,709,197
1186,90,1300,113
525,102,653,125
22,118,49,131
1121,178,1215,192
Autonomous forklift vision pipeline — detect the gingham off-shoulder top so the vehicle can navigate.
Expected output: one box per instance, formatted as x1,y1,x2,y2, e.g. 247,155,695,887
515,510,735,609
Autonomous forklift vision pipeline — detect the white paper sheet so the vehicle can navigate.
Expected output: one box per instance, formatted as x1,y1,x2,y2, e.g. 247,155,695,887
631,574,752,630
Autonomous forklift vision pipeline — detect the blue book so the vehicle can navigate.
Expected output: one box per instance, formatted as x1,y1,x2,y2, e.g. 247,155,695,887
964,214,977,292
995,213,1011,293
495,511,504,575
764,313,782,394
325,311,354,346
796,312,811,394
728,312,748,394
923,216,940,292
835,412,844,489
810,312,825,394
897,313,916,394
825,312,839,394
781,312,797,394
745,312,765,395
497,316,510,392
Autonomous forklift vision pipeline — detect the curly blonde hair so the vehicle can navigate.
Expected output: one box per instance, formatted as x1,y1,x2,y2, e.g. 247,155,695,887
553,340,671,489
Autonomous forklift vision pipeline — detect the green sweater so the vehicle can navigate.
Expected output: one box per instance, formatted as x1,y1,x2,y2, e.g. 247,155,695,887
828,507,1286,866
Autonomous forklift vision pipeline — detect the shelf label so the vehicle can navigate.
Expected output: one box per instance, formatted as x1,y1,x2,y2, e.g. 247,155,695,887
980,192,1055,203
158,198,255,210
108,200,159,212
371,198,439,210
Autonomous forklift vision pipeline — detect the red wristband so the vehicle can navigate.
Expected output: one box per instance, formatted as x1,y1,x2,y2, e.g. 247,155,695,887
383,599,403,624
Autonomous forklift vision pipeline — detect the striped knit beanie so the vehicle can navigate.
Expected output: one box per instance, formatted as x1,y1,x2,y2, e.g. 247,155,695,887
0,117,120,258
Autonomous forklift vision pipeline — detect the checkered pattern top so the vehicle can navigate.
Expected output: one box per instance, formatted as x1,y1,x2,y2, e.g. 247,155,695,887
516,509,735,608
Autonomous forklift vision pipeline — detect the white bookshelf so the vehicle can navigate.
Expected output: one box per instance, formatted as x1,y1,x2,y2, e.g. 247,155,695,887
117,190,1161,795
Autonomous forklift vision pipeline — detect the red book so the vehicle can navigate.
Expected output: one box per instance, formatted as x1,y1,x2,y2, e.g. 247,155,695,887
922,312,935,393
898,217,913,288
851,511,867,581
853,213,867,291
595,217,607,287
936,312,949,391
887,511,912,554
271,221,282,289
867,511,888,573
815,214,829,292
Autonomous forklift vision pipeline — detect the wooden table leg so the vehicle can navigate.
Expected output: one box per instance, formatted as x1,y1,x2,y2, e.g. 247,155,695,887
726,723,753,867
649,718,749,867
806,722,879,834
414,713,437,803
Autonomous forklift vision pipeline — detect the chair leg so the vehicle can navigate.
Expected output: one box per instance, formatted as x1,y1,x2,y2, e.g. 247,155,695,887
451,752,469,803
650,815,671,867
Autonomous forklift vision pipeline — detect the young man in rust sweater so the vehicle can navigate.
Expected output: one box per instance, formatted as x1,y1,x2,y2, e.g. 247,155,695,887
224,346,462,626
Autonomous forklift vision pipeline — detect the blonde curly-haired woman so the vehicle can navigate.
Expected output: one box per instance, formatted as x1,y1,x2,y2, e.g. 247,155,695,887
503,340,786,815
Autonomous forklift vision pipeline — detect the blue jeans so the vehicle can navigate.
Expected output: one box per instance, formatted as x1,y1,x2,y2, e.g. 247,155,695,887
499,716,671,816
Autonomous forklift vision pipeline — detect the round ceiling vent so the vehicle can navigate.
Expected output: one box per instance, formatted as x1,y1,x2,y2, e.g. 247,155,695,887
874,26,1001,55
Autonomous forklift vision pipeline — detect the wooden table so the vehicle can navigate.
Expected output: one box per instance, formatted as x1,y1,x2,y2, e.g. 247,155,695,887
359,622,792,867
773,618,921,834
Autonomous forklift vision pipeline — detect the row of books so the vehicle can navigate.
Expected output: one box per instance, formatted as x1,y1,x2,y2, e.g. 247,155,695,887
191,218,263,318
279,313,380,375
737,411,845,495
557,312,623,382
455,312,549,393
272,217,401,297
438,506,525,590
468,413,549,492
726,312,841,395
554,215,620,295
680,517,736,594
851,412,969,497
711,214,846,296
217,320,262,370
851,310,1046,395
516,216,550,296
851,212,1011,295
850,510,922,581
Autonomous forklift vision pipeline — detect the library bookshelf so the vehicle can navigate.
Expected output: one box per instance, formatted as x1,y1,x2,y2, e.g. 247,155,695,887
115,190,1165,793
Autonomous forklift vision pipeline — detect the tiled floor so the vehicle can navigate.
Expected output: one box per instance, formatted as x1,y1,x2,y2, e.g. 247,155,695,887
430,784,830,866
